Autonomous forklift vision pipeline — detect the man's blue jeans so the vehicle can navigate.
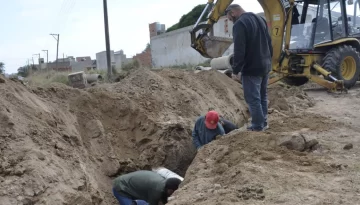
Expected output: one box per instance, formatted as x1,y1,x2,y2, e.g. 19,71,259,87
241,72,269,131
112,188,148,205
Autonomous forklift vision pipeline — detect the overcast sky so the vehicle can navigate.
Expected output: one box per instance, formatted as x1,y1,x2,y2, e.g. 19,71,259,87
0,0,262,74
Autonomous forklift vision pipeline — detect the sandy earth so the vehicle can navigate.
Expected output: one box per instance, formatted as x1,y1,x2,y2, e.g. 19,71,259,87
0,69,249,205
0,70,360,205
168,84,360,205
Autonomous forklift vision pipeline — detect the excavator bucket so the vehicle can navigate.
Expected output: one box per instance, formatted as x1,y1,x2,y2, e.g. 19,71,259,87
193,33,233,58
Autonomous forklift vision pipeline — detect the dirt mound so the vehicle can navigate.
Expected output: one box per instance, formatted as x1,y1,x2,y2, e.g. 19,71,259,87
0,69,246,205
268,83,315,112
0,69,319,205
167,112,350,205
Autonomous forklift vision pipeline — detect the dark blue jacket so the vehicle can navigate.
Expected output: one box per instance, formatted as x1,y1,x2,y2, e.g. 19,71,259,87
219,117,238,134
232,12,273,76
192,116,225,149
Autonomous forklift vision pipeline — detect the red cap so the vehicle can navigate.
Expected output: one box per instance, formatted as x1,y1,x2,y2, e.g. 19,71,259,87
205,111,219,129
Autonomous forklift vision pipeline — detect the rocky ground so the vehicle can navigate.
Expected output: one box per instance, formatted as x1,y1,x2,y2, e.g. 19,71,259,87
0,69,359,205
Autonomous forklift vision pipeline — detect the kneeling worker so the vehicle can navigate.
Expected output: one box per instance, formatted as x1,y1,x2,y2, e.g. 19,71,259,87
192,110,225,150
112,170,182,205
207,108,238,134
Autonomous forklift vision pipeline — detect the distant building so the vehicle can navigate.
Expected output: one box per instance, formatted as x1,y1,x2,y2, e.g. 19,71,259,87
55,56,75,62
149,22,166,38
114,50,132,69
96,49,133,71
133,47,152,68
76,56,91,62
96,50,115,70
45,61,72,72
71,56,95,71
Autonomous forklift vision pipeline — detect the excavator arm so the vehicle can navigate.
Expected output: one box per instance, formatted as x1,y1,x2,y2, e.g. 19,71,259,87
190,0,292,60
257,0,293,68
190,0,291,61
190,0,234,58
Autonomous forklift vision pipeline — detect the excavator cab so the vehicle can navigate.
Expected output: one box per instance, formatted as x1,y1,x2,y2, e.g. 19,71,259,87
289,0,358,49
271,0,360,90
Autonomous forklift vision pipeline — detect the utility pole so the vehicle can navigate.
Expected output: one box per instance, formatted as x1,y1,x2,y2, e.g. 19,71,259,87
42,50,48,72
42,50,48,63
33,53,41,71
50,34,59,70
31,57,35,75
27,59,30,75
103,0,112,80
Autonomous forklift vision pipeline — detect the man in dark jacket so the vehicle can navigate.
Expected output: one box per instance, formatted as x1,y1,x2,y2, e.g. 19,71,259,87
225,4,273,131
112,170,182,205
192,110,225,150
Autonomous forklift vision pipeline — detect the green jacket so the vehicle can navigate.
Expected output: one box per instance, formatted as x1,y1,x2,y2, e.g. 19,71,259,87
113,170,166,205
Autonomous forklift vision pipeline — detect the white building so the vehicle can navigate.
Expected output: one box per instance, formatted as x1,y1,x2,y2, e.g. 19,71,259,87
150,16,235,68
95,50,115,70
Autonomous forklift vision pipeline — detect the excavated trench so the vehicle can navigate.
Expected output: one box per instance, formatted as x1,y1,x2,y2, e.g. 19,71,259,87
0,69,256,204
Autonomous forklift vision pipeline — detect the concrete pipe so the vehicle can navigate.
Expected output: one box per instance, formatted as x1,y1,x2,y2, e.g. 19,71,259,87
86,74,103,84
210,54,234,70
195,66,212,70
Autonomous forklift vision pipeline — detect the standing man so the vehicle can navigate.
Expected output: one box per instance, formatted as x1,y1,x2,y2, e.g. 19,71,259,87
112,170,182,205
192,110,225,150
225,4,273,131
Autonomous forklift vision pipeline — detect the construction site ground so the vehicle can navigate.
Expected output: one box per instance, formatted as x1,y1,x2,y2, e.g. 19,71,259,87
1,69,360,205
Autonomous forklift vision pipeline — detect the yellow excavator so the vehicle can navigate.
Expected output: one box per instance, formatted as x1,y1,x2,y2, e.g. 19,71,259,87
190,0,360,91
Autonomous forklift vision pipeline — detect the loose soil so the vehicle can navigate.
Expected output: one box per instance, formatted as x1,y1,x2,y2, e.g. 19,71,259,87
0,70,358,205
1,69,247,205
168,83,360,205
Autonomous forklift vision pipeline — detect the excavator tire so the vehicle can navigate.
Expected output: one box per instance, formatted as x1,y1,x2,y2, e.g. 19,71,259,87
322,44,360,89
281,76,309,86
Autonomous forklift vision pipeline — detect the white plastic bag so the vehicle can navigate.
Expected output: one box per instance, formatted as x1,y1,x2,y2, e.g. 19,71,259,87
152,167,184,181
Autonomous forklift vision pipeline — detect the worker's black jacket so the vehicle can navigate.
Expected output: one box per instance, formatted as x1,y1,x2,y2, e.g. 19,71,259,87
232,12,273,76
220,117,238,134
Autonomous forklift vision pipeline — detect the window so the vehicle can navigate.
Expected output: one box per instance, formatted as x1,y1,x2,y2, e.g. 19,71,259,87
313,0,334,43
289,3,318,49
346,0,360,35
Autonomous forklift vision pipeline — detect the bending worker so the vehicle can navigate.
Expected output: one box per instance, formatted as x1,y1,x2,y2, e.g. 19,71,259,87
112,170,182,205
192,110,225,150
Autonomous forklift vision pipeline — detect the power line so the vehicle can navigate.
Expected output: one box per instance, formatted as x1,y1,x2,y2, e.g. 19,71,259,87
42,0,76,60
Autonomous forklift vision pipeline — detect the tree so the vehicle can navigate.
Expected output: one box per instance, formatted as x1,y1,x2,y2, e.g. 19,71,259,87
143,43,150,52
17,66,29,77
166,4,209,32
0,62,4,74
17,65,36,77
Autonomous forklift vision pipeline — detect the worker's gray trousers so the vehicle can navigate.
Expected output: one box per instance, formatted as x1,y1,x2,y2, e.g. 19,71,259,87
241,72,269,131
